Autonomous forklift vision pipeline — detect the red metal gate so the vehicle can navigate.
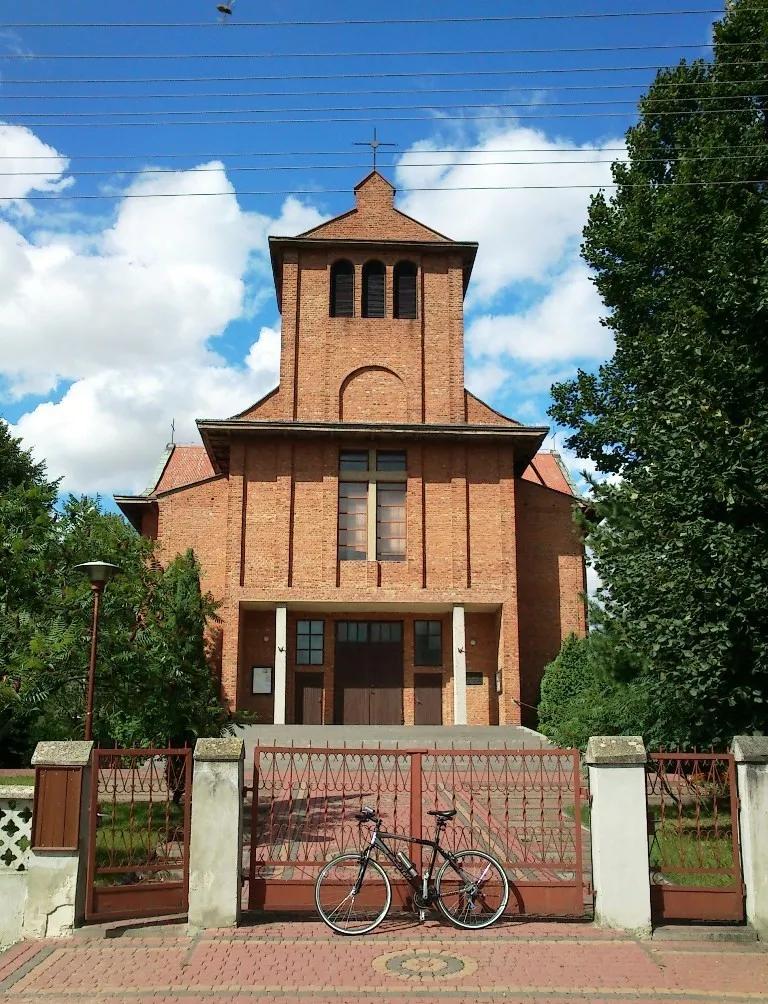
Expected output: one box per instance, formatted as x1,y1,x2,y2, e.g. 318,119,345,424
246,745,590,918
86,747,192,922
646,753,744,923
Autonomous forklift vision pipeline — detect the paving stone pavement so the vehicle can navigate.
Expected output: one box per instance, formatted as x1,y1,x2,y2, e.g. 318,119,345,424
1,919,767,1004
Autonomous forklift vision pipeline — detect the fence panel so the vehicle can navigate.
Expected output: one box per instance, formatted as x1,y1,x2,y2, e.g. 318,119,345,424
86,747,192,923
646,753,744,923
246,745,590,917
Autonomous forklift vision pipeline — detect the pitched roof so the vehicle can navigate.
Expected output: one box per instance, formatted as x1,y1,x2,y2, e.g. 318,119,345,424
154,445,215,495
296,171,453,243
521,451,581,497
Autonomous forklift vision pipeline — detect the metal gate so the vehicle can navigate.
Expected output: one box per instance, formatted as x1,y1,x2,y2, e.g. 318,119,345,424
246,745,590,918
646,753,744,923
86,747,192,922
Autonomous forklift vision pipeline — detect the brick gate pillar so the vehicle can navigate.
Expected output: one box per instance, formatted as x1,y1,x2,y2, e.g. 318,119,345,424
586,736,651,937
732,736,768,938
188,738,245,933
452,604,467,726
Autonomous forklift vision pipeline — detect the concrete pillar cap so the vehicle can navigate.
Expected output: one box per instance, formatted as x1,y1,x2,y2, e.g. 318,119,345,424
31,741,94,767
194,737,245,762
585,736,646,765
732,736,768,764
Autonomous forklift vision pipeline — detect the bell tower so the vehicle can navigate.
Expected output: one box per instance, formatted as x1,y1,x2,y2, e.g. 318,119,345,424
267,172,478,425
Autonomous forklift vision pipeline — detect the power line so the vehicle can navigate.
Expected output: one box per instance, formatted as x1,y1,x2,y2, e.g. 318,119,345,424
0,63,751,85
0,9,738,28
11,107,766,127
8,80,765,101
7,145,760,161
10,94,767,120
3,180,766,202
0,42,723,60
14,154,768,179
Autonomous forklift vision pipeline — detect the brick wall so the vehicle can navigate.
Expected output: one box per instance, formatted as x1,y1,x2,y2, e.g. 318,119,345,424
515,480,587,727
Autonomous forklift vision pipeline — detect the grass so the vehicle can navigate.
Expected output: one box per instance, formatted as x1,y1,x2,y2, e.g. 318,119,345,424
647,804,736,888
94,800,186,884
0,776,34,786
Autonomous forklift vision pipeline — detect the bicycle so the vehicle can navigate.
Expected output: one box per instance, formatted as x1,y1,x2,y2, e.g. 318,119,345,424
314,805,509,935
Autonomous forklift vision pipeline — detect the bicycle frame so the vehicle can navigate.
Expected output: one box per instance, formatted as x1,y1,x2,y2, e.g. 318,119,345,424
353,822,458,898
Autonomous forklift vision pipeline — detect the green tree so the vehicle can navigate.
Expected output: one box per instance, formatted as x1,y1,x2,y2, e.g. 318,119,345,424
537,633,653,750
549,0,768,747
1,440,234,763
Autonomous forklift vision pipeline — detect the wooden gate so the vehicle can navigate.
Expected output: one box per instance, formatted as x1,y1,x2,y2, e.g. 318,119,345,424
246,745,591,918
646,753,744,923
86,747,192,923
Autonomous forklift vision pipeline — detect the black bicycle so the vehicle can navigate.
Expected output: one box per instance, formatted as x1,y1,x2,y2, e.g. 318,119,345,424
314,806,509,935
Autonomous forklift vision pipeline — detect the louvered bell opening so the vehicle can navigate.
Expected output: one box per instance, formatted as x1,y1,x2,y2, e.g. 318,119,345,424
362,261,386,318
394,261,417,319
330,260,354,317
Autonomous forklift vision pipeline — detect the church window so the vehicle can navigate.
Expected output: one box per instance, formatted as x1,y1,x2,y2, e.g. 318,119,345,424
338,448,407,561
330,259,354,317
297,619,324,665
362,260,386,318
393,261,418,319
414,621,442,666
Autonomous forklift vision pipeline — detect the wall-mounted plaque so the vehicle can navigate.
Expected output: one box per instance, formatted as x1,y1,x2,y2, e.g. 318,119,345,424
251,666,273,695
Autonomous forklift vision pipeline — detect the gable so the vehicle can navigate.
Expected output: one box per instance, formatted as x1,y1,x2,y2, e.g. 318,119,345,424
464,390,520,427
299,171,452,243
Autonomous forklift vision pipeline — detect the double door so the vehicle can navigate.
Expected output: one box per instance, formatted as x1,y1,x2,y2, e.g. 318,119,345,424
334,621,404,725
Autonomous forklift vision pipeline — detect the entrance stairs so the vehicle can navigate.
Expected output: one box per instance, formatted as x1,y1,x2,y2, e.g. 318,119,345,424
235,724,548,760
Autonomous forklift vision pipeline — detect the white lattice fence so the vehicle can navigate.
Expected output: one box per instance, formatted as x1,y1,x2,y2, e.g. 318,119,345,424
0,786,34,872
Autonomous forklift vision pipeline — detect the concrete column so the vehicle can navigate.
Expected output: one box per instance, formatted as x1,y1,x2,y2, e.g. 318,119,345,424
23,741,93,939
452,604,467,726
188,738,245,933
586,736,651,937
732,736,768,938
273,604,288,725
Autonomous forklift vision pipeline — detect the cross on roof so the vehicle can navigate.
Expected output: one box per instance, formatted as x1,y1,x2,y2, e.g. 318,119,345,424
353,128,397,170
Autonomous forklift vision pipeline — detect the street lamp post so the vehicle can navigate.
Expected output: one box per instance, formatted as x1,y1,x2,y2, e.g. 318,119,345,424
73,561,122,741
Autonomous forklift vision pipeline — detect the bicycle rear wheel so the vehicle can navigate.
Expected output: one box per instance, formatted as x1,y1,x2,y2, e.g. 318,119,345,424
435,849,509,929
315,853,391,935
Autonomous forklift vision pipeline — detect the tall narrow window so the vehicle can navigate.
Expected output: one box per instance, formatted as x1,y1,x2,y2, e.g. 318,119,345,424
330,259,354,317
362,260,386,318
414,621,442,666
297,620,324,665
393,261,417,319
377,483,406,561
338,481,368,560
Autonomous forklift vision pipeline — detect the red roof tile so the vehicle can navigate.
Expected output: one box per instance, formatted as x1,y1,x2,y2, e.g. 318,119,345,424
154,446,215,495
521,452,576,496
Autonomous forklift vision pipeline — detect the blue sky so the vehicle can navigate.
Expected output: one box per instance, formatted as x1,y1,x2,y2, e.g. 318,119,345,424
0,0,721,499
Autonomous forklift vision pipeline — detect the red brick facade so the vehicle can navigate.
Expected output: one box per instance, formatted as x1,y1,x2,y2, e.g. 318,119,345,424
116,172,586,728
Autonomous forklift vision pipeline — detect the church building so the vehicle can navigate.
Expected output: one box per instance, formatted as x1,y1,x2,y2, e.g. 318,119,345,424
116,171,587,729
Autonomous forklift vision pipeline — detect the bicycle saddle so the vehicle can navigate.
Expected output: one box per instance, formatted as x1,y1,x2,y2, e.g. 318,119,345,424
354,806,378,822
428,808,457,819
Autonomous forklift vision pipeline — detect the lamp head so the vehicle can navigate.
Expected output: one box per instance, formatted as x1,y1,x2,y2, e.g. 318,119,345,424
73,561,122,586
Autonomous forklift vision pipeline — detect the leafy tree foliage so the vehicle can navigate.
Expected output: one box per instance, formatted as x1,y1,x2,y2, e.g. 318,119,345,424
0,421,231,765
537,634,653,750
549,0,768,747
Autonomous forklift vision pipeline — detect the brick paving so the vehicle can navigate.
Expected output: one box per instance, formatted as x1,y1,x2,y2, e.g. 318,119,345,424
1,920,767,1004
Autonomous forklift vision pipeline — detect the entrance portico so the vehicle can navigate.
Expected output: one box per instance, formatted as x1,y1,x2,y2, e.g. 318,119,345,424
237,601,495,728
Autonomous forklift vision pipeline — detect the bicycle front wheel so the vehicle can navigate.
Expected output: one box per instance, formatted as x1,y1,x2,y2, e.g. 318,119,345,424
315,853,392,935
435,849,509,929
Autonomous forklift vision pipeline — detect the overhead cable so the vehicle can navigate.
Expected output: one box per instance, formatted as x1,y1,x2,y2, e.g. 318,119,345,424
15,154,768,179
0,9,742,28
0,42,724,59
3,180,767,202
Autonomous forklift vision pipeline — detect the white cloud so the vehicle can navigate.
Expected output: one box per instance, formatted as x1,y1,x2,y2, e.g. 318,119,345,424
0,123,72,213
396,123,624,305
0,124,326,494
13,327,281,495
466,264,613,366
